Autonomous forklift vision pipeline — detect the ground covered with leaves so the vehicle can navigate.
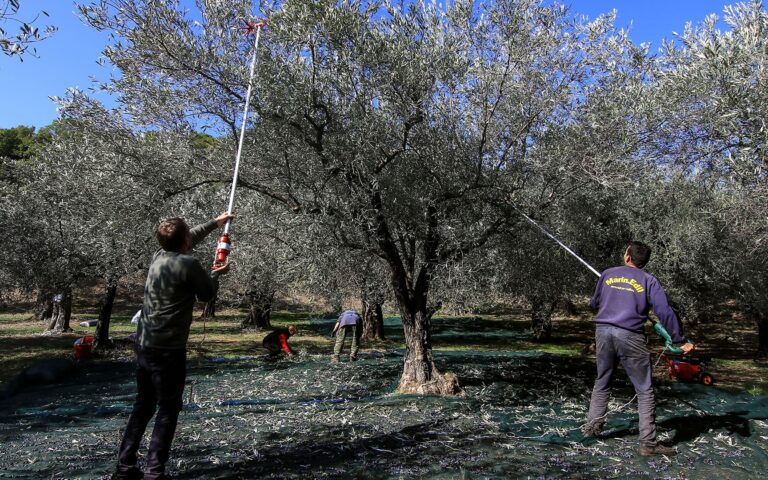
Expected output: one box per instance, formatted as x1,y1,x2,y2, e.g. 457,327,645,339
1,312,768,479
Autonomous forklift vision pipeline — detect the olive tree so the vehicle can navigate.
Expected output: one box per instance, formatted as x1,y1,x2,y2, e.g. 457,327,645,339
0,101,204,341
41,110,169,345
300,238,390,340
0,122,90,332
217,193,305,329
645,0,768,354
74,0,648,394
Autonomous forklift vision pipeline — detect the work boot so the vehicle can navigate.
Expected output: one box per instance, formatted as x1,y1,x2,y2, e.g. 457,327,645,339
111,466,144,480
639,444,677,456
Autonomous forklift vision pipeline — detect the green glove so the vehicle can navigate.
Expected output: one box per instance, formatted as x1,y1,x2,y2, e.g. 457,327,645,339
653,322,685,354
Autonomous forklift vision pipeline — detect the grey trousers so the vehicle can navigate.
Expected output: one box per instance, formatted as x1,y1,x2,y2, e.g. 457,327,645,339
585,324,657,446
333,325,359,359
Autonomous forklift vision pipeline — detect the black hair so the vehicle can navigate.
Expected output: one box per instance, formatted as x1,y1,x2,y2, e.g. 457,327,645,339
626,241,651,268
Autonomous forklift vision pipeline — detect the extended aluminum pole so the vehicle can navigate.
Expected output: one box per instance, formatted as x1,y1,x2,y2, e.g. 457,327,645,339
511,204,601,277
223,21,265,235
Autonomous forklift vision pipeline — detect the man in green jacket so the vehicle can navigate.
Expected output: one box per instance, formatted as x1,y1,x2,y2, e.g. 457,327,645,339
113,213,231,480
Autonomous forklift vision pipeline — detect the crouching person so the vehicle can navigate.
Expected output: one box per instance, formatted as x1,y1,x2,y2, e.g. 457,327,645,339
332,309,361,362
262,326,298,357
113,213,232,480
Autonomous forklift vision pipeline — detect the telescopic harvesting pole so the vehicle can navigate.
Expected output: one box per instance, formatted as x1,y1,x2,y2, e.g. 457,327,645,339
213,20,266,268
511,204,601,277
224,21,265,234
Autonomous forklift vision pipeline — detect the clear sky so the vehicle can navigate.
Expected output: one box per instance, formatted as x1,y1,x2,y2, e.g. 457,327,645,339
0,0,736,129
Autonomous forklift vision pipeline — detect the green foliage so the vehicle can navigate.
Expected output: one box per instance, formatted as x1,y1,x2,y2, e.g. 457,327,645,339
0,125,36,159
190,132,216,151
0,0,57,59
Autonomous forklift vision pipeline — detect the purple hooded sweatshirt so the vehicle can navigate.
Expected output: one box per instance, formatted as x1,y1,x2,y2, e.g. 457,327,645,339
338,309,361,327
590,265,685,343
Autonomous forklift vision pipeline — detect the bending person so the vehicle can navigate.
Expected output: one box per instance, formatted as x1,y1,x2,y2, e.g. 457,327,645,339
583,241,694,456
114,212,232,480
262,325,298,357
331,309,361,362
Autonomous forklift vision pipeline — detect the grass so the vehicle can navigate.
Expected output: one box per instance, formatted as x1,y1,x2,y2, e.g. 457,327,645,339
747,384,768,396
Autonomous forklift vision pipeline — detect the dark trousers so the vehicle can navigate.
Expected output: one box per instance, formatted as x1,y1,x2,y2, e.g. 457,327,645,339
585,324,657,446
117,346,186,479
263,341,282,356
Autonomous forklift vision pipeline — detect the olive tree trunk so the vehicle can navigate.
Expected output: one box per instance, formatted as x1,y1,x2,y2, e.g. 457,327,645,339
241,289,274,329
46,288,73,333
397,303,460,395
529,295,556,341
757,311,768,358
35,289,53,321
361,300,385,341
95,279,117,349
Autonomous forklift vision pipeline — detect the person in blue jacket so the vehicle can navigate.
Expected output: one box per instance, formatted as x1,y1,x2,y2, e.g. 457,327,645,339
583,241,694,456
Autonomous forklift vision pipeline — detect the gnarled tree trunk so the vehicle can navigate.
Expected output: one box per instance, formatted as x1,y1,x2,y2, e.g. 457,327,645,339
529,295,556,341
396,303,460,395
34,289,54,321
95,279,117,349
241,289,274,329
374,194,461,395
46,288,73,333
361,300,385,340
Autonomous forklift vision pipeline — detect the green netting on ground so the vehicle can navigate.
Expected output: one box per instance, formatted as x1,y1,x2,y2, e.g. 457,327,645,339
2,321,768,479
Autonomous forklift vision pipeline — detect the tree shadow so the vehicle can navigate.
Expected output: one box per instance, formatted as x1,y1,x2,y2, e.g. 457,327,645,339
600,411,759,444
173,418,518,479
663,412,754,442
444,352,595,391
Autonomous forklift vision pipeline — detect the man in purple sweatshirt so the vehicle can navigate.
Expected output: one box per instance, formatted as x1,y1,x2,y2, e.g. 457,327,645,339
583,241,694,456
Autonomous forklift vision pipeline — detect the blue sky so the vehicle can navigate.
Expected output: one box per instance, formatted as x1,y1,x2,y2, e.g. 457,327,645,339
1,0,735,129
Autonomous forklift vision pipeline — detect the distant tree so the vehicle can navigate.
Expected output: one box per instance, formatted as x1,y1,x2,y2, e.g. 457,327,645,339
646,0,768,354
359,257,389,341
301,240,390,340
0,125,36,159
0,125,37,186
0,108,176,340
1,0,56,59
221,195,303,330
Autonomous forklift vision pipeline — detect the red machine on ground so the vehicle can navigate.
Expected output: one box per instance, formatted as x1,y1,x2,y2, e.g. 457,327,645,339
662,352,714,385
653,322,714,385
